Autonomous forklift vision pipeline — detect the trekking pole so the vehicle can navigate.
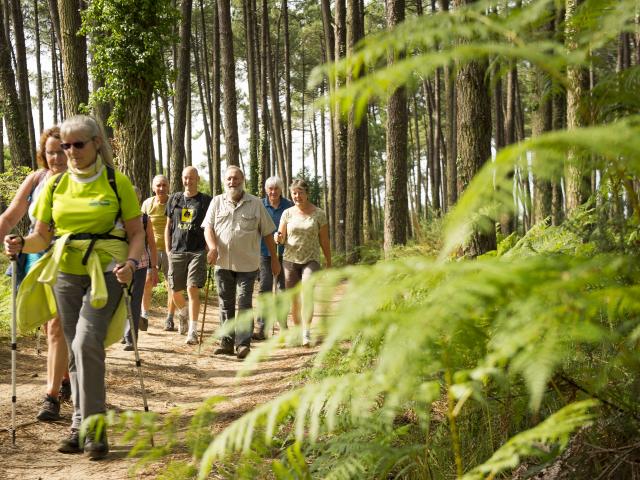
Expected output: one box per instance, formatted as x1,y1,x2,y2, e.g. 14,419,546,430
198,266,212,355
272,274,278,337
8,239,18,446
36,327,42,357
120,281,154,447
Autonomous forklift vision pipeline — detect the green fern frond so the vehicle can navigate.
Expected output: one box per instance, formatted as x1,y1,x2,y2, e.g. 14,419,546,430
461,399,599,479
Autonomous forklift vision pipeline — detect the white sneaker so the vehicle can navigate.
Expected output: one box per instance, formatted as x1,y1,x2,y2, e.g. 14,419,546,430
302,330,311,347
185,331,199,345
178,308,188,335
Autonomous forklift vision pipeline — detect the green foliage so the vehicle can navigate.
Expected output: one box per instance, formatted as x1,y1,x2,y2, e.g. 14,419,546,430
80,0,179,125
97,1,640,478
461,400,599,480
0,166,31,206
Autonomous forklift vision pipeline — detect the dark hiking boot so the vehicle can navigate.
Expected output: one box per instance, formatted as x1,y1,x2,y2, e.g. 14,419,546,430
139,315,148,332
123,343,134,351
36,394,61,421
236,345,251,360
84,430,109,460
214,344,234,355
59,379,72,403
164,317,175,331
58,429,82,454
252,331,266,341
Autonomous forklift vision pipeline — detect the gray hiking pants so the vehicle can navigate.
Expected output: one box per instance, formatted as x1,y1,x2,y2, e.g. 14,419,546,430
54,272,123,430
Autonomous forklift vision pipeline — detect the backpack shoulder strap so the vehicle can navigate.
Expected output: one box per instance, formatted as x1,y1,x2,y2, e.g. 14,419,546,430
50,172,65,195
105,166,122,222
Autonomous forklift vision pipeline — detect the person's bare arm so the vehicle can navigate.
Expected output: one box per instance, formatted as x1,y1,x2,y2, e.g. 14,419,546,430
164,216,172,256
0,172,38,239
146,221,159,286
113,216,145,285
264,234,281,277
319,224,331,268
4,219,53,257
205,226,218,265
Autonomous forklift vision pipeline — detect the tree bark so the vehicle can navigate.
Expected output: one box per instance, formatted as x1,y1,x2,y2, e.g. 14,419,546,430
383,0,409,254
264,2,287,185
283,0,292,184
564,0,590,214
211,0,221,194
320,0,336,247
440,0,456,212
345,0,365,262
454,0,495,257
0,5,31,168
334,0,348,254
218,0,240,168
155,93,164,174
57,0,89,117
243,0,259,194
258,0,270,194
170,0,192,192
8,0,35,162
33,0,43,134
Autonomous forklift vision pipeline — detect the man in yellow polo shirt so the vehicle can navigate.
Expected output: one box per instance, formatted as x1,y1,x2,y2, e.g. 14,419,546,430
141,174,176,330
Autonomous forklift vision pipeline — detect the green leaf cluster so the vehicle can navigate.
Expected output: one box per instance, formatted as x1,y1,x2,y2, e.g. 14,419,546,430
81,0,179,124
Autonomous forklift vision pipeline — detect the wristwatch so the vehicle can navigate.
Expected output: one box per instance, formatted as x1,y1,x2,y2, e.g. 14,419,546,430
127,257,140,269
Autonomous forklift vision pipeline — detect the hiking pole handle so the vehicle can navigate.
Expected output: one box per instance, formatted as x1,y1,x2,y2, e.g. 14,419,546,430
5,234,23,262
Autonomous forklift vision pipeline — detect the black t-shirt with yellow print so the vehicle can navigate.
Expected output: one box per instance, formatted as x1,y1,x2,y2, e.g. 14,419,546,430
166,191,212,252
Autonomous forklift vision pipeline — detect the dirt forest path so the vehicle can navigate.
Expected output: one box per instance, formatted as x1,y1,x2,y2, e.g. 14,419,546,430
0,290,323,479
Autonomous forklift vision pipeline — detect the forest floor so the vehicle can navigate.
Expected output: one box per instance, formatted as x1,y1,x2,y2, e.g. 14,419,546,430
0,290,323,479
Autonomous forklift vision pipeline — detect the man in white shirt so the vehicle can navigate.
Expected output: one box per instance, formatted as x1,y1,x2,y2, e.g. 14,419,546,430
201,166,281,359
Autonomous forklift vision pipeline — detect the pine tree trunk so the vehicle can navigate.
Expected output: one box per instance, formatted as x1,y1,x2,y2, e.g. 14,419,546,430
564,0,590,213
33,0,44,134
115,92,153,199
0,7,30,167
334,0,348,254
320,0,336,247
186,87,192,167
211,0,221,194
440,0,456,212
345,0,365,262
8,0,35,162
57,0,89,117
258,0,270,194
218,0,240,168
283,0,292,184
193,29,212,177
155,93,164,174
50,27,58,125
261,0,286,184
531,12,554,224
243,0,259,194
170,0,192,192
454,0,495,256
384,0,408,254
412,95,422,218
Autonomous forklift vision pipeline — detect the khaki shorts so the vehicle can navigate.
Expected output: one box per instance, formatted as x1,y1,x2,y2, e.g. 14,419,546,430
283,260,320,289
168,251,207,291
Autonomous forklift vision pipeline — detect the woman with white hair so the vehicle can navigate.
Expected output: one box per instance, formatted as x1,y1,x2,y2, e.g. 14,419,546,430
5,115,144,459
254,176,293,340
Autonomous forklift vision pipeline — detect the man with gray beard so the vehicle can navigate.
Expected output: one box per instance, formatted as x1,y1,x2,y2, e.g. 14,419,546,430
202,166,280,359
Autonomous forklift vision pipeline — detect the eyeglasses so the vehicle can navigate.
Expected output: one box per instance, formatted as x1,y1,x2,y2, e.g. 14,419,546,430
60,139,93,150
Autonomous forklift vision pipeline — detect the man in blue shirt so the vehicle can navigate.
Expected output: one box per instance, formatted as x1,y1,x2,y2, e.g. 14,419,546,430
254,176,293,340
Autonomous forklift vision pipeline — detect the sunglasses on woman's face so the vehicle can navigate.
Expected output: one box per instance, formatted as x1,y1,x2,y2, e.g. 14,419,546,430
60,139,93,150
